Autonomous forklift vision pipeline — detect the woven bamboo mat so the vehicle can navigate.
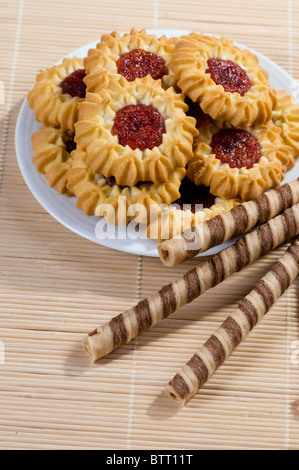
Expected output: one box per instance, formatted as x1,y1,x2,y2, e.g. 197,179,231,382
0,0,299,450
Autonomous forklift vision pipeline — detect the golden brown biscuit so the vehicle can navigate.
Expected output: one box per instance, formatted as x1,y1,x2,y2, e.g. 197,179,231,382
171,34,274,126
31,126,76,195
75,75,198,187
28,57,86,131
186,119,285,201
272,89,299,170
67,147,186,225
84,28,177,93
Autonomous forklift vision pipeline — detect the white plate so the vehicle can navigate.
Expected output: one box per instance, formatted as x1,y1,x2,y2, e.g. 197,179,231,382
15,29,299,258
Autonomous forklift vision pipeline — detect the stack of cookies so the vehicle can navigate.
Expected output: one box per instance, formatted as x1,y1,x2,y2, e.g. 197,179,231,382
28,29,299,241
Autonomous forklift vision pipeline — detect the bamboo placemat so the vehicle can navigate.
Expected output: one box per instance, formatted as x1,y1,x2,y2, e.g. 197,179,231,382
0,0,299,450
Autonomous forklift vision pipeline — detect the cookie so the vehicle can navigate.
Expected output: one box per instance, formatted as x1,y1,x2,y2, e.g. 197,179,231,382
28,57,86,132
171,34,274,126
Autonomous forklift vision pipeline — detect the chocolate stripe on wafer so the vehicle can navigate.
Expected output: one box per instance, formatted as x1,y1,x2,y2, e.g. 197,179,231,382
238,298,258,329
135,299,152,333
184,268,202,302
282,206,297,239
205,216,226,246
276,183,294,211
232,237,251,271
271,262,291,292
231,204,251,234
257,222,274,256
160,284,177,318
205,335,226,368
210,254,226,286
254,281,274,311
110,314,128,349
82,204,299,363
168,374,190,400
256,193,271,224
165,237,299,406
187,354,209,384
222,316,243,348
159,178,299,267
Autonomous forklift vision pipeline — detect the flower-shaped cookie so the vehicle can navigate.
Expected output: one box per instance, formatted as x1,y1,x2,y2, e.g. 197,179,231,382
28,57,87,131
186,119,286,201
74,75,198,188
66,147,186,224
84,28,177,93
32,126,76,195
272,89,299,170
171,33,274,126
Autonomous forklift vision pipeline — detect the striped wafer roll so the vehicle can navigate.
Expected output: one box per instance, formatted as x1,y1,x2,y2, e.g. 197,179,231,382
159,178,299,267
82,204,299,362
165,237,299,406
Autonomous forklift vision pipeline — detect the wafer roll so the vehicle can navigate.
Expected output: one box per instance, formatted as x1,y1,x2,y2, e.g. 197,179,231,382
82,204,299,362
159,178,299,267
165,237,299,406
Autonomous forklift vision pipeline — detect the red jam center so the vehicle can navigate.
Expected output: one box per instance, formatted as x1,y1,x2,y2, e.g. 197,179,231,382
206,58,251,96
65,137,77,154
104,176,129,190
173,177,216,213
112,104,165,151
60,69,87,98
185,97,211,128
116,49,166,82
104,176,153,190
211,128,261,169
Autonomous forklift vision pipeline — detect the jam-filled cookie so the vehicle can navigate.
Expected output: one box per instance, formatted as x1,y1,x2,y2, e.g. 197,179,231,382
146,176,239,242
66,147,186,224
171,34,274,127
74,75,198,189
32,126,76,195
28,57,87,131
186,119,286,201
272,89,299,169
84,28,177,93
